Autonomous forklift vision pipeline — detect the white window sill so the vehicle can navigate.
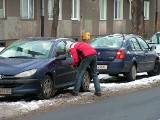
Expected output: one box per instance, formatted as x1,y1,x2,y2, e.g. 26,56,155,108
48,18,62,20
100,19,107,21
114,19,123,20
71,18,80,21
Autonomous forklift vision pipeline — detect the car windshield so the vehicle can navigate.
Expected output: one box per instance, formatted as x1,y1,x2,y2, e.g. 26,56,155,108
0,39,53,59
89,36,123,48
149,34,158,43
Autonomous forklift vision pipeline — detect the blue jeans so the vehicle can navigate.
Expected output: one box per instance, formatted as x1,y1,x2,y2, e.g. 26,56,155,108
73,54,101,93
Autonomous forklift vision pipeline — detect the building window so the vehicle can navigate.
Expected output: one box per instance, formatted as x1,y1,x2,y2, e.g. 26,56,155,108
71,0,80,20
114,0,123,20
144,1,149,20
99,0,107,20
20,0,34,19
129,1,149,20
48,0,62,20
0,0,5,18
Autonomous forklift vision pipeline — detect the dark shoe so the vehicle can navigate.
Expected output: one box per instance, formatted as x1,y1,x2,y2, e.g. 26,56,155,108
85,90,90,92
71,91,79,96
94,92,101,96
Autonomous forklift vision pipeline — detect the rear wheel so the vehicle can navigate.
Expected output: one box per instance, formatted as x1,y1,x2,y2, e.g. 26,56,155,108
125,65,137,81
80,71,91,92
38,75,56,99
147,60,160,76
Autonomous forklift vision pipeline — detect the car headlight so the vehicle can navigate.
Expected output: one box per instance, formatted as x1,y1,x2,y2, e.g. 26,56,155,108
14,69,37,78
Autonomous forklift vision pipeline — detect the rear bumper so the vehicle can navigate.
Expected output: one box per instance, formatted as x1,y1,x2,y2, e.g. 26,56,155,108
97,60,132,74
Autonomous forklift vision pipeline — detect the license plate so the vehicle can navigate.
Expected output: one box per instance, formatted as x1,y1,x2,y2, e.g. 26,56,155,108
97,65,107,69
0,88,12,94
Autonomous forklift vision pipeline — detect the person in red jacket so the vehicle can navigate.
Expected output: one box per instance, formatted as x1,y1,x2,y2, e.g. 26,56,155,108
65,42,101,96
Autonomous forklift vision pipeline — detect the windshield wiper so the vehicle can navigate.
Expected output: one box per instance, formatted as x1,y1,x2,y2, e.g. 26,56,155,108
8,56,35,59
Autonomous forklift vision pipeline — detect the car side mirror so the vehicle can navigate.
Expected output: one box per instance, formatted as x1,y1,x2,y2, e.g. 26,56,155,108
150,46,156,51
56,48,66,55
56,54,66,60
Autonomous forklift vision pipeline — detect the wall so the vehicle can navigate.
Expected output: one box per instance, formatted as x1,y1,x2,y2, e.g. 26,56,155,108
0,0,159,45
0,0,41,46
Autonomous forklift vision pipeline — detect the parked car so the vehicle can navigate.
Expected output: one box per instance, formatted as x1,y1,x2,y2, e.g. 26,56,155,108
0,47,5,52
88,34,160,81
0,37,91,99
147,32,160,56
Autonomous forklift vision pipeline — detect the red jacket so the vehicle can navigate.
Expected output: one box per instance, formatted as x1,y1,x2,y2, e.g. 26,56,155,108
69,42,97,67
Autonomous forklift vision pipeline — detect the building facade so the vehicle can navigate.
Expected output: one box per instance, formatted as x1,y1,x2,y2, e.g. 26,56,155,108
0,0,159,46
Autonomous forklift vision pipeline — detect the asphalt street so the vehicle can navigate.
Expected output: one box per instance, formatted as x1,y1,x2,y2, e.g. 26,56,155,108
23,86,160,120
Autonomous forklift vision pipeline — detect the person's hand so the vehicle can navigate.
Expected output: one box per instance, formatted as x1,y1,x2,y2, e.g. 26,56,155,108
70,64,75,68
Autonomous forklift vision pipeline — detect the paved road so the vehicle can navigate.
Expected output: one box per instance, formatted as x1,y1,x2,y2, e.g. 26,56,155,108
23,86,160,120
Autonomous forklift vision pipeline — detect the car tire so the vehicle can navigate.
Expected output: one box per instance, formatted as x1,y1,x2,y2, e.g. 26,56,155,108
80,71,91,92
125,65,137,81
38,75,56,99
147,60,160,76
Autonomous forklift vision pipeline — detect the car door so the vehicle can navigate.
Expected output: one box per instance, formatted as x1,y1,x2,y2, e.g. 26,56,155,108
129,37,146,72
137,37,155,70
53,41,74,87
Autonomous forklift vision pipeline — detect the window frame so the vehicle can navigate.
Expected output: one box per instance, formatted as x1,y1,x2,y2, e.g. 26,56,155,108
20,0,34,19
129,0,132,19
0,0,5,18
71,0,80,21
114,0,123,20
48,0,62,20
99,0,107,20
144,1,149,20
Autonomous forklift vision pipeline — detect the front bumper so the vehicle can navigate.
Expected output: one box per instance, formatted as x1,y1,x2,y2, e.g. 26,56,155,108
0,78,39,96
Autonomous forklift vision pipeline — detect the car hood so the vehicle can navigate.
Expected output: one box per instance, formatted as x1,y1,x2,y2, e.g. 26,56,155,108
0,58,49,75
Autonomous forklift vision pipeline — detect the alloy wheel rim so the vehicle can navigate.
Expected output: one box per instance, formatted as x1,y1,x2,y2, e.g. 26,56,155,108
132,66,136,80
43,79,52,97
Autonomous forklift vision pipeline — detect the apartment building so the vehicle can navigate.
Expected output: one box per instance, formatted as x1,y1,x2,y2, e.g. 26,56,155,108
0,0,159,46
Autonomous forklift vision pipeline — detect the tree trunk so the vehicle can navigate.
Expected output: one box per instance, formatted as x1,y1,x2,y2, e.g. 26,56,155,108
131,0,145,38
51,0,59,37
139,0,145,38
131,0,139,35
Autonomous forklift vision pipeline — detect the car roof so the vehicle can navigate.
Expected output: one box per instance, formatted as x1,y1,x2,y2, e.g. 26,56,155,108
95,34,141,40
22,37,75,42
155,32,160,35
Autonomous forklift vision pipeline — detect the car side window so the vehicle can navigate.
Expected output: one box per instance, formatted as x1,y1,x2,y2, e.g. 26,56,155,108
56,41,66,56
129,38,141,50
137,37,149,50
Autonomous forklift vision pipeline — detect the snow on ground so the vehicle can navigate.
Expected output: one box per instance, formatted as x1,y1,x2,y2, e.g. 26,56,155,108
0,73,160,119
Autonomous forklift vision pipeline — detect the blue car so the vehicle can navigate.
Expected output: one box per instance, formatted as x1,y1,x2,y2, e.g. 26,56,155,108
89,34,160,81
0,38,91,99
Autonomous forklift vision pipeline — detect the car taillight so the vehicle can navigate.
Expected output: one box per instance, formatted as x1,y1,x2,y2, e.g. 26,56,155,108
116,49,125,59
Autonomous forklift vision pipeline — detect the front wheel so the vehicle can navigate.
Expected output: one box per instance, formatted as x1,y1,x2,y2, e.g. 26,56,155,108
80,71,91,92
147,60,160,76
38,75,56,99
125,65,137,81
